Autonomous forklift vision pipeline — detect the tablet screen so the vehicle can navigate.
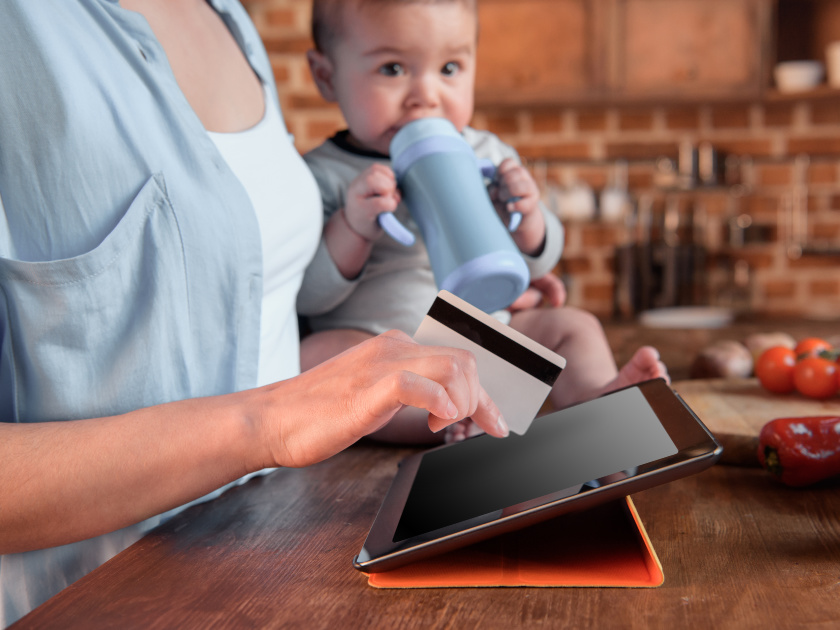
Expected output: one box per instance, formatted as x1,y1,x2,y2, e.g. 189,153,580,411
394,386,678,541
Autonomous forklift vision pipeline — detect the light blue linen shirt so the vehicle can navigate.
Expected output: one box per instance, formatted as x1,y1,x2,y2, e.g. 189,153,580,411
0,1,274,624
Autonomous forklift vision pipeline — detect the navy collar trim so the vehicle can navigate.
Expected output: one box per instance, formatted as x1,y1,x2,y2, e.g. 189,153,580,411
329,130,389,159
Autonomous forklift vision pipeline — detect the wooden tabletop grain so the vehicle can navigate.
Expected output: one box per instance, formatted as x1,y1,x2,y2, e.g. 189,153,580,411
12,442,840,630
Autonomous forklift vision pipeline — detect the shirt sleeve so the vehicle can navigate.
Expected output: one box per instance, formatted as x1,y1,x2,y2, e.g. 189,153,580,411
522,204,564,279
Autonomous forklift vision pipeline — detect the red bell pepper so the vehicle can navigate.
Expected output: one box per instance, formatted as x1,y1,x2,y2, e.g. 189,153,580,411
757,416,840,487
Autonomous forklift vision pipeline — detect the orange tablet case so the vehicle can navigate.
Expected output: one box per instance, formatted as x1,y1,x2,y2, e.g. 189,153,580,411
366,497,663,588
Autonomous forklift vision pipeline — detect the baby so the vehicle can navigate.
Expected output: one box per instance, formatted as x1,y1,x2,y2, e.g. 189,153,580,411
297,0,668,443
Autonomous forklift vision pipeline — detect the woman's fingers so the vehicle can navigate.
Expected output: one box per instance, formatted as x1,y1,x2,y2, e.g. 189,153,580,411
350,331,507,437
264,331,509,468
428,386,506,437
453,386,508,438
362,339,507,437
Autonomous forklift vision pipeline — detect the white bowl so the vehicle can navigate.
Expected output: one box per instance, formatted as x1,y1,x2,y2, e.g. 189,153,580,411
774,60,825,93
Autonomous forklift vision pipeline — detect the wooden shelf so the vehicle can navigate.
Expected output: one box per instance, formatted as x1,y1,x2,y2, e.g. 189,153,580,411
476,83,840,110
764,84,840,101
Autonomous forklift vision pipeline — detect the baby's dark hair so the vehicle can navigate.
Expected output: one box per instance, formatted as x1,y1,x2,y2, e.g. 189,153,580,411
311,0,477,56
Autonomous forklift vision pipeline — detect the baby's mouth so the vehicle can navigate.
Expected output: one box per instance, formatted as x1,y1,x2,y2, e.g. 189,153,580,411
385,119,423,143
382,128,401,150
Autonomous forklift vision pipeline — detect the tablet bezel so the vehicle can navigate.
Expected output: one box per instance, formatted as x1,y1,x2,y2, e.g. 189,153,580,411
353,378,722,572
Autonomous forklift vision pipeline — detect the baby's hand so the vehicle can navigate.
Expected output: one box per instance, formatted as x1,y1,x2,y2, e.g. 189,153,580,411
492,159,545,256
493,159,540,214
342,164,401,241
508,273,567,312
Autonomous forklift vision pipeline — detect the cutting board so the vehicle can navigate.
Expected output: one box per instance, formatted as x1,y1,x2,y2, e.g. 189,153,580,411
672,378,840,466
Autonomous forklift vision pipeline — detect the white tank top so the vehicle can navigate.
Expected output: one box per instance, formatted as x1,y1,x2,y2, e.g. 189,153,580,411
208,85,322,386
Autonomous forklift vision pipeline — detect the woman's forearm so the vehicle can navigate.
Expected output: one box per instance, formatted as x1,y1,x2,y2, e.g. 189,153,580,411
0,331,508,555
0,391,263,554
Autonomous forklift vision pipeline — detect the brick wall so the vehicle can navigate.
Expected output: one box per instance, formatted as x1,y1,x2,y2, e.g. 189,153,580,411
243,0,840,320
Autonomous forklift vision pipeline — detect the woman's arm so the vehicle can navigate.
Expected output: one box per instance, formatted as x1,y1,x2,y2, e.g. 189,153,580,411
0,331,507,554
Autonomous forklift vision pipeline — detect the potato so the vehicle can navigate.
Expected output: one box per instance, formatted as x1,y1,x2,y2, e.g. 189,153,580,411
690,340,754,379
744,332,796,364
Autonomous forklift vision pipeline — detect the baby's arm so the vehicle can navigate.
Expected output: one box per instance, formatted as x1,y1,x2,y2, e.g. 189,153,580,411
492,158,546,257
323,164,401,279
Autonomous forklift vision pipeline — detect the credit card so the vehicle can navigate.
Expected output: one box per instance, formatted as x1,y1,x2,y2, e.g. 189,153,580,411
413,291,566,435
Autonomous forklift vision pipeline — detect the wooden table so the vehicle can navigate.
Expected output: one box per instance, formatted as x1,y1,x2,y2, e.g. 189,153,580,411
13,442,840,629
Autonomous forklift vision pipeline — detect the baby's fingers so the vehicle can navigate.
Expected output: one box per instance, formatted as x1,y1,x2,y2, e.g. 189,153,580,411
361,164,398,197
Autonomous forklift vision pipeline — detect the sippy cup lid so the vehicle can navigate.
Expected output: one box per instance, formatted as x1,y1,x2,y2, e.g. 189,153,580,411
390,118,475,180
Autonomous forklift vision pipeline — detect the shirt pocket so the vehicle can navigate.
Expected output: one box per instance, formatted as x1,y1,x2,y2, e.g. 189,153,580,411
0,174,197,422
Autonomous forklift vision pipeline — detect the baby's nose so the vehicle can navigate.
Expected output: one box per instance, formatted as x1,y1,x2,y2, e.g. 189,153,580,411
406,75,441,109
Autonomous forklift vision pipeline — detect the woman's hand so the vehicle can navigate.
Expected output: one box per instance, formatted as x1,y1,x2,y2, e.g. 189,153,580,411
256,330,508,468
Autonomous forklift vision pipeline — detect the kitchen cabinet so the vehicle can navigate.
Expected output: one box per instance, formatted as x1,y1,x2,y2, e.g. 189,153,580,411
475,0,609,104
475,0,772,106
612,0,771,101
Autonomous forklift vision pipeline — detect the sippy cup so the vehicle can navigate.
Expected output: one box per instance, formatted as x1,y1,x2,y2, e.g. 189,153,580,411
382,117,529,313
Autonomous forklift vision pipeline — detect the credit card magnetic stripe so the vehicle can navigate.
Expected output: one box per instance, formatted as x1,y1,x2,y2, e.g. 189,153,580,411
426,297,563,387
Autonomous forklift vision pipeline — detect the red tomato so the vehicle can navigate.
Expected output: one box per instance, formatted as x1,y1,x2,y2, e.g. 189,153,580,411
755,346,797,394
794,337,832,359
793,357,839,399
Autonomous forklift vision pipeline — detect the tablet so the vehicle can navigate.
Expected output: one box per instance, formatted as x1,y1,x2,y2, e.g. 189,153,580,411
354,377,722,572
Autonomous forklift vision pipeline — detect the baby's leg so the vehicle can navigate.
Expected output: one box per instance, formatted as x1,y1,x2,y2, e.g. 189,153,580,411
508,306,668,410
300,329,446,445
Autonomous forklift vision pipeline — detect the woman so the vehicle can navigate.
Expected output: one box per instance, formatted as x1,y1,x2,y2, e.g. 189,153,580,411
0,1,507,624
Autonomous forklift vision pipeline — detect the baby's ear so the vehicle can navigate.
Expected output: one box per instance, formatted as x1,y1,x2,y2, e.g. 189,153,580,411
306,49,337,102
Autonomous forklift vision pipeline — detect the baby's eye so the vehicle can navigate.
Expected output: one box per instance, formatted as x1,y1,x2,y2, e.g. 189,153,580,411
379,63,404,77
441,61,461,76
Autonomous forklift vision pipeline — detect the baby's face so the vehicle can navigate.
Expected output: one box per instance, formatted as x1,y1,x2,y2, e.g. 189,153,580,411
327,2,477,155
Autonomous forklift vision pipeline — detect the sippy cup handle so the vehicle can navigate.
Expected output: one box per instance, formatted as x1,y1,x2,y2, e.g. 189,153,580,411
377,212,416,246
477,159,523,233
